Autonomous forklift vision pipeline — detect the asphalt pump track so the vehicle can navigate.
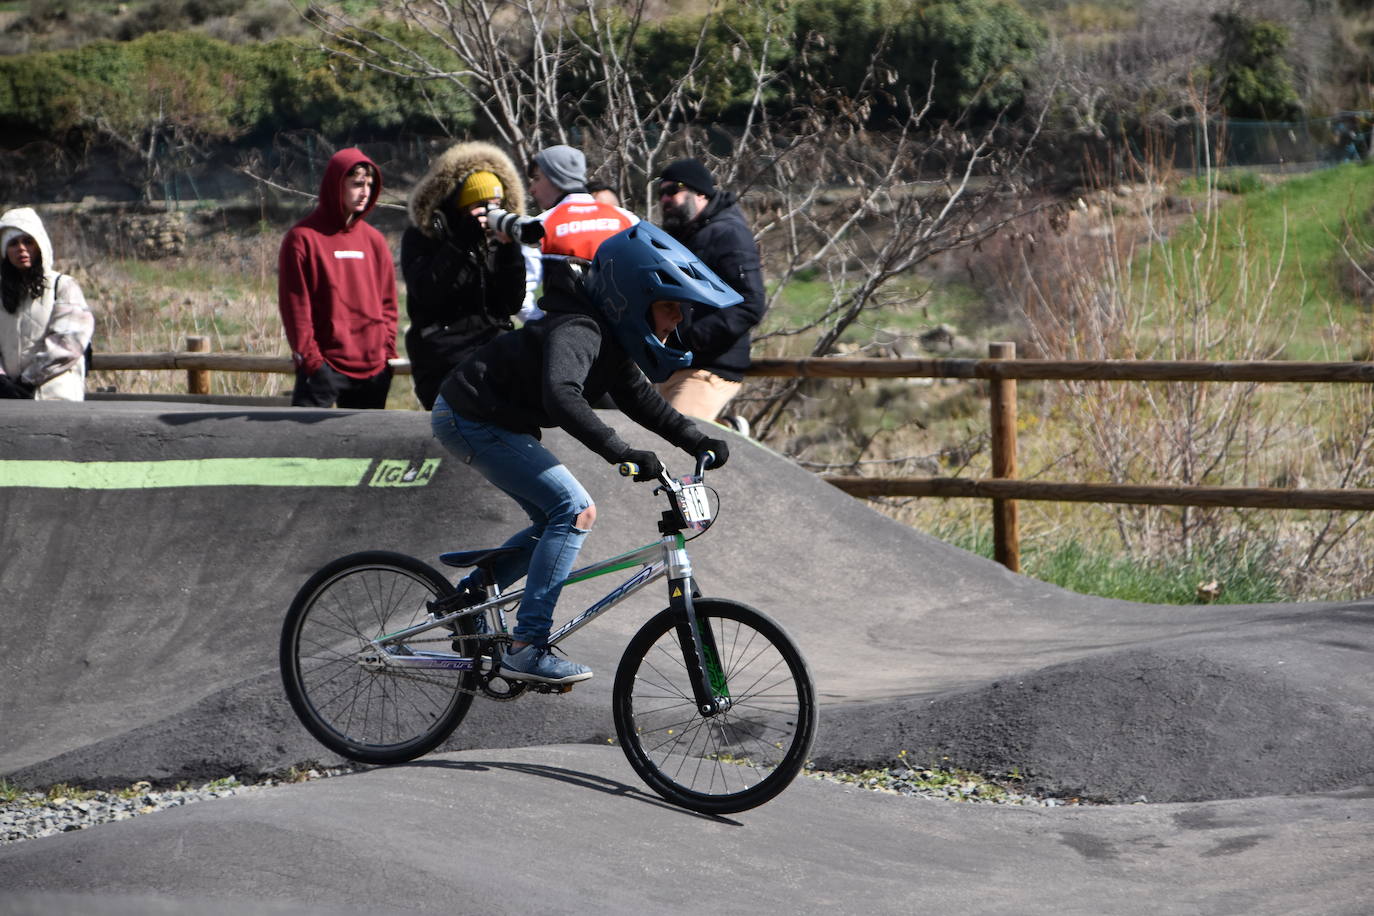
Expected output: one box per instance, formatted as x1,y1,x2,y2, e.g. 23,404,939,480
2,402,1371,914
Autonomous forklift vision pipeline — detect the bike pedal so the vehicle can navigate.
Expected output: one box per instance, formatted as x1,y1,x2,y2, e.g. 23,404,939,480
532,683,575,695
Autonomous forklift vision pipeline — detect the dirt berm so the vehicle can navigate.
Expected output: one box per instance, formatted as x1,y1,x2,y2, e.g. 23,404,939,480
3,401,1373,803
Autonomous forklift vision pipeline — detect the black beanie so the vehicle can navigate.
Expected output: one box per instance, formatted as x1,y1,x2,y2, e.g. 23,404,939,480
659,158,716,195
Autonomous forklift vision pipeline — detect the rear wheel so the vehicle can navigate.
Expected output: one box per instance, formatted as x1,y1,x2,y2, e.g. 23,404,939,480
280,551,479,764
612,599,817,814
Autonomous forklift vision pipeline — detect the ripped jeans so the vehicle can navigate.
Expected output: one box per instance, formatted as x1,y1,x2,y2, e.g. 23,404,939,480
432,395,593,645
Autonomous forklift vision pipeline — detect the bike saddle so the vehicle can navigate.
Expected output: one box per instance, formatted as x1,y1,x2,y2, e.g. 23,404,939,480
439,546,523,569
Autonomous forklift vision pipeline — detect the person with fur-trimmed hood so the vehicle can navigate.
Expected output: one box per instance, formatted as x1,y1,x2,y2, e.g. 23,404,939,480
0,207,94,400
402,141,529,410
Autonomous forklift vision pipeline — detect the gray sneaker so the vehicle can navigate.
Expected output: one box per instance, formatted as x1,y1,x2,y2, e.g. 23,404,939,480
500,644,593,685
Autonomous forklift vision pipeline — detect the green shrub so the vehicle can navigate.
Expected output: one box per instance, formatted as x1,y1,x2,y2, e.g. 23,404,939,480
0,45,88,137
787,0,1045,120
1204,12,1302,121
610,5,796,121
252,21,474,137
0,25,474,146
791,0,906,95
942,529,1287,604
0,32,253,143
890,0,1046,117
1177,170,1267,195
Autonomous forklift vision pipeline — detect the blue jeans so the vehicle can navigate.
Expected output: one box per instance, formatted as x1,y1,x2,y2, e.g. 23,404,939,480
432,395,593,645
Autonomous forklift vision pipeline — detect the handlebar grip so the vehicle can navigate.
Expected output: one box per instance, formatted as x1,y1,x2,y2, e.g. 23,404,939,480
694,450,715,476
618,462,638,478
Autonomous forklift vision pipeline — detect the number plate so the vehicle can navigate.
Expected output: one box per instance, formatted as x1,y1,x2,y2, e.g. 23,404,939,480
679,483,712,524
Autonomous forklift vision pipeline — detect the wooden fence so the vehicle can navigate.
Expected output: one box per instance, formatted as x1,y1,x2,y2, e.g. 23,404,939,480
91,337,1374,572
746,343,1374,570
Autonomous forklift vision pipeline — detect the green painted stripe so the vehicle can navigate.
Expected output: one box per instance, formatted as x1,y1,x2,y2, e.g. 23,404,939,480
563,540,663,584
0,458,374,489
564,557,643,585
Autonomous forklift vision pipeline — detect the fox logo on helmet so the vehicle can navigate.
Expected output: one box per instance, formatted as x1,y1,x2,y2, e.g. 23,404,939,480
596,257,631,324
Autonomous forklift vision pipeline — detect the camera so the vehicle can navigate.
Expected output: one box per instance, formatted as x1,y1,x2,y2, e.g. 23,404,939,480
484,207,545,245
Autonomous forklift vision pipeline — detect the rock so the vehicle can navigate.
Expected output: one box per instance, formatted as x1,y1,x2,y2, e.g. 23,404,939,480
918,324,957,353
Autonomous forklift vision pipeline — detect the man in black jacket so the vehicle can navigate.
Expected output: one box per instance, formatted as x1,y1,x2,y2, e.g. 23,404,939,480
655,158,767,432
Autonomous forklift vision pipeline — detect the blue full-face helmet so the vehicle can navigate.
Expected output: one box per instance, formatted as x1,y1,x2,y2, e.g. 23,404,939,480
585,222,743,382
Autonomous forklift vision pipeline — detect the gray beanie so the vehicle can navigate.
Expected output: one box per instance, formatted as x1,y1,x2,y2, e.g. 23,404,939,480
533,145,587,192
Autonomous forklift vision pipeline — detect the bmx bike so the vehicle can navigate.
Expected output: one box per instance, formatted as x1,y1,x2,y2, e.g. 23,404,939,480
279,455,817,815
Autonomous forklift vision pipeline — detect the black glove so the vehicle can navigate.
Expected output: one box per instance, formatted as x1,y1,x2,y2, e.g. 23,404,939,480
693,437,730,470
620,448,663,482
0,375,35,399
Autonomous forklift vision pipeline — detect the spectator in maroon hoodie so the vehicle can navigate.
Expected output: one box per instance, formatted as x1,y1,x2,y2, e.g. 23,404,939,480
278,148,399,408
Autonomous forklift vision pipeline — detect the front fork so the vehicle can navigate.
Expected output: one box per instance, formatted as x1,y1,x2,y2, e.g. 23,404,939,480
666,542,730,717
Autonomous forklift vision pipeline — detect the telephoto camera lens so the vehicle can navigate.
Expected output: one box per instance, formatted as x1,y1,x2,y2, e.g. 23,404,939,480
485,207,545,245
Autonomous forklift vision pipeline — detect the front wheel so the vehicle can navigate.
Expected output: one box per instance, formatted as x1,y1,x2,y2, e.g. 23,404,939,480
280,550,479,764
612,599,817,814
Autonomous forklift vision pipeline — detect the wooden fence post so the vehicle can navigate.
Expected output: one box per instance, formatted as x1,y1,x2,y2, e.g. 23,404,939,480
989,341,1020,572
186,335,210,395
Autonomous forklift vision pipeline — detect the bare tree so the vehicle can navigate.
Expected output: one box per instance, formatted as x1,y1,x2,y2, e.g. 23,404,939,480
298,0,729,175
744,95,1045,439
1027,0,1221,140
1027,0,1349,139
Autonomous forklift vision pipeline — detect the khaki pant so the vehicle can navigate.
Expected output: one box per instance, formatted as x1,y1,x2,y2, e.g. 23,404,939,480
657,369,741,422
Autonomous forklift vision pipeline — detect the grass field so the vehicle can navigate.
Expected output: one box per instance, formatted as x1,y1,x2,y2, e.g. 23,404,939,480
1148,161,1374,361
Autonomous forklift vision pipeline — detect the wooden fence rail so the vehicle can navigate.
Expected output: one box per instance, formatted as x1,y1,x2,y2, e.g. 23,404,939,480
95,349,1374,384
90,339,1374,572
823,476,1374,512
91,350,411,376
746,343,1374,571
746,355,1374,383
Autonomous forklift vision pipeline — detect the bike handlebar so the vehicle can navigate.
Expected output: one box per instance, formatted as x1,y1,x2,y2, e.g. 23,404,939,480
618,450,716,482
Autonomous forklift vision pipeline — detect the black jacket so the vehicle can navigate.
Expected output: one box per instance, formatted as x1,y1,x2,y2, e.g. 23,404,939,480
401,220,525,409
438,285,709,463
665,190,767,382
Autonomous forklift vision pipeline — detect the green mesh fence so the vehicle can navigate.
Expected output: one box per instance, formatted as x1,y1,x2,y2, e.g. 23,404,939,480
1172,114,1373,172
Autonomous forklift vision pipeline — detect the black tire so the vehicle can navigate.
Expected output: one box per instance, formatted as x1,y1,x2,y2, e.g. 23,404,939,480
612,599,817,814
280,550,478,764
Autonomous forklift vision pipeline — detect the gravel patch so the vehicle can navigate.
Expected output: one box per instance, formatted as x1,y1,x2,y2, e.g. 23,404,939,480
807,762,1103,807
0,767,355,846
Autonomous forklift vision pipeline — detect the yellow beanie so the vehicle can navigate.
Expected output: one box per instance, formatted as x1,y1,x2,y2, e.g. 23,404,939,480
456,171,504,209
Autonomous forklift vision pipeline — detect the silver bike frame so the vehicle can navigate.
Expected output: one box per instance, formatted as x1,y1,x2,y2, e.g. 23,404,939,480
369,531,690,667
